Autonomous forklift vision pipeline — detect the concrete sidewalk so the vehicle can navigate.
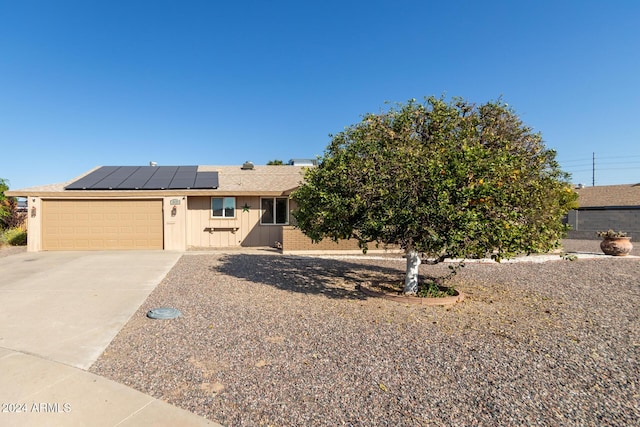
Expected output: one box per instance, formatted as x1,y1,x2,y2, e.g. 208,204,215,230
0,251,220,427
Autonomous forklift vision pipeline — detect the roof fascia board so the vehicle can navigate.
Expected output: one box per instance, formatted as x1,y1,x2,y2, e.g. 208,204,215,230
8,190,293,198
575,205,640,210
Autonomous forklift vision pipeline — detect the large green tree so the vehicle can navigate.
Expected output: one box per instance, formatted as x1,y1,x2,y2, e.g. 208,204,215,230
292,97,578,294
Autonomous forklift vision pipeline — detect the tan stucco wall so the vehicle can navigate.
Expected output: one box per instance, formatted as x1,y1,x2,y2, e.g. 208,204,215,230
26,197,42,252
186,196,284,248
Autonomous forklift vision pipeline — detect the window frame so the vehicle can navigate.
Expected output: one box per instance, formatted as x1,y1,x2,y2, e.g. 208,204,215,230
211,197,236,219
260,197,289,225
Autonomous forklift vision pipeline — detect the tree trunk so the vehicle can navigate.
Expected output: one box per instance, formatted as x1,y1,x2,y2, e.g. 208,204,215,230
403,249,421,295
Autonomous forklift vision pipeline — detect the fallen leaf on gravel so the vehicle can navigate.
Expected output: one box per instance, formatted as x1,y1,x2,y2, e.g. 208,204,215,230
379,383,388,392
255,360,269,367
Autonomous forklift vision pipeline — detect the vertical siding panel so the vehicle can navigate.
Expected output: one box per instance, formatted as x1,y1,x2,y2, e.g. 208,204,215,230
200,196,208,247
238,196,251,245
251,196,262,245
188,196,209,247
188,195,292,248
188,197,198,247
202,197,212,247
237,196,260,247
252,196,262,246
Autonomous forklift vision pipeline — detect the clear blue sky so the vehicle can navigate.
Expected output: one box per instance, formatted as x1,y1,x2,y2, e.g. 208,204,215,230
1,0,639,190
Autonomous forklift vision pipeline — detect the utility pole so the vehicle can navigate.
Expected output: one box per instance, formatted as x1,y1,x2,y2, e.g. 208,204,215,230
592,152,595,186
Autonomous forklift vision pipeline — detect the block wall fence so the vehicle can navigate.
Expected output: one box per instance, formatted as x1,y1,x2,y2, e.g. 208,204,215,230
566,208,640,240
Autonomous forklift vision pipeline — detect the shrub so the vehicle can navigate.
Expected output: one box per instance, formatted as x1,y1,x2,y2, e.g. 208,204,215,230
3,228,27,246
597,230,629,238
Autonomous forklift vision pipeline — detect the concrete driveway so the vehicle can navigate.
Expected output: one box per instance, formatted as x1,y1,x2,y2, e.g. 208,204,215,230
0,251,182,369
0,250,220,426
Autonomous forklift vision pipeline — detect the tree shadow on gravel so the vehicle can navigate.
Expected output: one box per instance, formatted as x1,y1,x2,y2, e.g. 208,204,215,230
212,254,408,300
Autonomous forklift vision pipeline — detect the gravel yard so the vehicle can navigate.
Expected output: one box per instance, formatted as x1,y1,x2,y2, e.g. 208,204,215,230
90,242,640,426
0,245,26,257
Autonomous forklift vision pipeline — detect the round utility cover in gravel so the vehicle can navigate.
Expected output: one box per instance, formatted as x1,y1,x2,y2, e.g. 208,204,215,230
146,307,181,319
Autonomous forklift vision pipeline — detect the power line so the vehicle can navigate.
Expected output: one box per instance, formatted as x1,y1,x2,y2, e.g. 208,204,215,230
565,163,640,172
574,166,640,172
560,152,640,186
565,154,640,160
559,154,640,164
559,158,593,165
591,154,640,161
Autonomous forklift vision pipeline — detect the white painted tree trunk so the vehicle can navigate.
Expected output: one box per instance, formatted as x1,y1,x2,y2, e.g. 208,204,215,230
403,249,421,295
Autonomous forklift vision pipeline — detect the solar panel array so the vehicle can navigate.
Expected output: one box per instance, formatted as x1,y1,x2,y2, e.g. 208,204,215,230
65,166,219,190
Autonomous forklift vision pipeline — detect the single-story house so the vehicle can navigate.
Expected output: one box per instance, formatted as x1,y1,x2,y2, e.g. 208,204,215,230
566,184,640,239
7,163,364,253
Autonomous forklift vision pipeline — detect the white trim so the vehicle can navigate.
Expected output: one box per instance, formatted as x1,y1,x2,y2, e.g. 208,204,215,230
260,197,289,225
211,196,236,219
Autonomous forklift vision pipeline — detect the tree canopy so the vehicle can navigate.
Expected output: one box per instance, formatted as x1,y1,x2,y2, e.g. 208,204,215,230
0,178,26,230
0,178,12,226
292,97,578,294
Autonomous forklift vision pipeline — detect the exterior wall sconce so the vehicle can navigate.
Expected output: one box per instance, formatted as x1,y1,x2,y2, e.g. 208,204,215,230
30,206,37,218
171,206,177,217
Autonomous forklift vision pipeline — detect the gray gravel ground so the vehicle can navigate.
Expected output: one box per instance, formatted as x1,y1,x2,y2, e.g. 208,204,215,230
562,238,640,256
90,241,640,426
0,245,26,257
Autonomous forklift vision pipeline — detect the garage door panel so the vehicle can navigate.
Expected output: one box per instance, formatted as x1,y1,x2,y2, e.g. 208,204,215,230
42,200,163,250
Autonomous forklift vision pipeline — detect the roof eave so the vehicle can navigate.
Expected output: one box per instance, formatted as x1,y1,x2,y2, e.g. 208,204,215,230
576,204,640,209
6,189,297,198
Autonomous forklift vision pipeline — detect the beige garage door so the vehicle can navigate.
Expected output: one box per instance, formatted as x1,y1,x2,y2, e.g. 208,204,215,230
42,199,163,250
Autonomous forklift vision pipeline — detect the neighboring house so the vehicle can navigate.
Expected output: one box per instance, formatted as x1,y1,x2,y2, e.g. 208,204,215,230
16,198,28,212
566,184,640,239
6,164,298,251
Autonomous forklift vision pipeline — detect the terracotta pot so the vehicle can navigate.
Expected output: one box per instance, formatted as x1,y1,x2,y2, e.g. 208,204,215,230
600,237,633,256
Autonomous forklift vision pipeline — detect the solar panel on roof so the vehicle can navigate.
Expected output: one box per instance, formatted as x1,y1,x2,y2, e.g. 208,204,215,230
90,166,139,189
65,166,120,190
143,166,178,189
168,166,198,189
173,167,195,174
65,166,219,190
194,171,219,189
117,166,157,189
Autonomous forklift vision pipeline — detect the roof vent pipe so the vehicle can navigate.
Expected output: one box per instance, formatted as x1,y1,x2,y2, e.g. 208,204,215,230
149,161,158,167
241,161,254,170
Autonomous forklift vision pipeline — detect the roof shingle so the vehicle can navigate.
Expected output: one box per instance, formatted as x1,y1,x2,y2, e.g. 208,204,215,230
6,165,307,197
575,184,640,208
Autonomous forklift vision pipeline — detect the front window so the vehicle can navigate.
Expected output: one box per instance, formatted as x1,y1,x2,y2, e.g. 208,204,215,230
261,197,288,224
211,197,235,218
